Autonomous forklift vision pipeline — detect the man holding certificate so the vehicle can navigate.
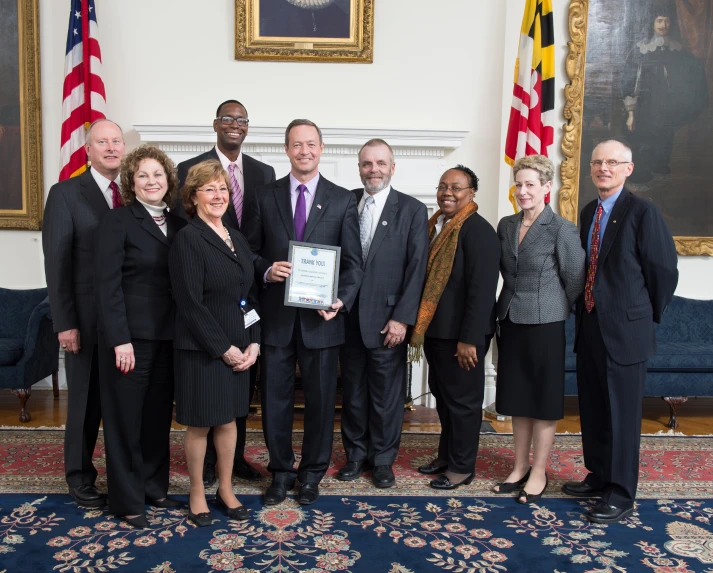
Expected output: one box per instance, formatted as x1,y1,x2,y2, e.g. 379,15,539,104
242,119,363,506
338,139,429,488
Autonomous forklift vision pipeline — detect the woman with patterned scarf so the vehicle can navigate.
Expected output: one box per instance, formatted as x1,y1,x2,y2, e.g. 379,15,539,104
410,165,501,490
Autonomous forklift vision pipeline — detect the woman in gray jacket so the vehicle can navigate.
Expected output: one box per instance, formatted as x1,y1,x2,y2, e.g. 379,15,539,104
492,155,585,504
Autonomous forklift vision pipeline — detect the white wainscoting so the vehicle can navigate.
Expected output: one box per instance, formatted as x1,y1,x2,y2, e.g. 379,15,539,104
135,125,497,408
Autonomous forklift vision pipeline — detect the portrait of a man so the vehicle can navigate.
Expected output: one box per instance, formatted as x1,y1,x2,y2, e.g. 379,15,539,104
259,0,351,39
578,0,713,238
0,0,23,212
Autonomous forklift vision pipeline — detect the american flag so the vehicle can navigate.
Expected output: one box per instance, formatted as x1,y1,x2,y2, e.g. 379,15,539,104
504,0,555,210
59,0,106,181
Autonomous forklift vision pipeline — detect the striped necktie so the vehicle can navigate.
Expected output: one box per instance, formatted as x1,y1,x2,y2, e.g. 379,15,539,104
228,163,243,227
584,204,603,312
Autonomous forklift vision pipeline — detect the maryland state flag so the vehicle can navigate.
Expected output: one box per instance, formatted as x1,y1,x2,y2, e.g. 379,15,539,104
504,0,555,210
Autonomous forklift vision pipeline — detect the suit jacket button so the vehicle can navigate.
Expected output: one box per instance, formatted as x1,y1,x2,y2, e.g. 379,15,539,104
240,282,244,286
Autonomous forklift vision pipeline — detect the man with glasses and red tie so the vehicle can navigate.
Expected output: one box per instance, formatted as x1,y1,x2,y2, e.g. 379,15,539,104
563,139,678,523
242,119,363,506
175,100,275,487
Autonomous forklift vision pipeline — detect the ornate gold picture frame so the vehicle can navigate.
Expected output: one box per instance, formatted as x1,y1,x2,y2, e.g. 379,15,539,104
0,0,43,230
235,0,373,63
560,0,713,256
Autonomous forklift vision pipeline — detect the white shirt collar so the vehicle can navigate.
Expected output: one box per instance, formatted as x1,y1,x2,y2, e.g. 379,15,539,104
90,166,118,193
215,147,243,173
359,185,391,211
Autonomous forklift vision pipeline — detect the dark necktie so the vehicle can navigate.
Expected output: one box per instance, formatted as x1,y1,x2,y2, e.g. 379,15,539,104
294,184,307,241
109,181,122,209
584,204,603,312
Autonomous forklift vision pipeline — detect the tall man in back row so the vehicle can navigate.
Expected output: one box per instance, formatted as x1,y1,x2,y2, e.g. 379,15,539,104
243,119,363,506
337,139,428,488
564,139,678,523
175,100,276,486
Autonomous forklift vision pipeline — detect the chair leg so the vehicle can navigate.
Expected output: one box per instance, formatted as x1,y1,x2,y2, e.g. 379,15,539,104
11,388,32,423
661,396,688,430
52,371,59,399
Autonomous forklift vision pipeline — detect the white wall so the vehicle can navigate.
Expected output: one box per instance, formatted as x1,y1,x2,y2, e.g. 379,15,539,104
1,0,709,296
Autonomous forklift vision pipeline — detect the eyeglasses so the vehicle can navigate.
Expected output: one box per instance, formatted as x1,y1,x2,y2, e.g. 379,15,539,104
590,160,631,167
197,188,229,195
216,116,249,126
436,185,474,193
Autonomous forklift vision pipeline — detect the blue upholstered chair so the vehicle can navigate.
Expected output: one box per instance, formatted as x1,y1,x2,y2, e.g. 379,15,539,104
0,287,59,422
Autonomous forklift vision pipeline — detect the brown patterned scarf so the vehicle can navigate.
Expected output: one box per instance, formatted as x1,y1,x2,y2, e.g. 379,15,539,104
408,201,478,362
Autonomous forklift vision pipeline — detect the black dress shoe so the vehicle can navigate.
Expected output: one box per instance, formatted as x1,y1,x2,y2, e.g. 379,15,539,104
517,474,548,504
215,490,250,521
430,473,475,490
187,497,213,527
492,468,531,494
203,462,217,488
233,458,261,481
418,460,448,475
561,480,606,497
264,480,295,506
68,485,106,508
297,483,319,505
122,515,148,529
372,465,396,488
146,496,182,509
337,461,365,481
585,501,634,524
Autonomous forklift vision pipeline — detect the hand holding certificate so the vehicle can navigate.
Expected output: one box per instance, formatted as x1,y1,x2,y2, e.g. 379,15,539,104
284,241,341,313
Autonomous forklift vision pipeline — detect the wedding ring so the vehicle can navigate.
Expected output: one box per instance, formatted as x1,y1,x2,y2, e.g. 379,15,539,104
61,344,67,349
120,357,126,362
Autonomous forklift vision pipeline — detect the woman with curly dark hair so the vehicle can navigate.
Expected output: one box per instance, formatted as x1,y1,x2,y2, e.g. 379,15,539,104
95,145,186,528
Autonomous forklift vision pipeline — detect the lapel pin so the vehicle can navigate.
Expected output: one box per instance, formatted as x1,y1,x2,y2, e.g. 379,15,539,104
382,221,388,226
612,220,616,223
316,204,322,209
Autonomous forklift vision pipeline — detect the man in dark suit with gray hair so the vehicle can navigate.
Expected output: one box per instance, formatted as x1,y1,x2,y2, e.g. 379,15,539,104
43,119,126,508
337,139,428,488
563,139,678,523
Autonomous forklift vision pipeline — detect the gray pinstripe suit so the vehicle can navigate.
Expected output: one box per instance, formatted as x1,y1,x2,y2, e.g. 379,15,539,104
497,204,585,324
340,187,429,466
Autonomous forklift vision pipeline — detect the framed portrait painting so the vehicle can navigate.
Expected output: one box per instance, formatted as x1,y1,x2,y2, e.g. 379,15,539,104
0,0,43,230
235,0,374,63
560,0,713,255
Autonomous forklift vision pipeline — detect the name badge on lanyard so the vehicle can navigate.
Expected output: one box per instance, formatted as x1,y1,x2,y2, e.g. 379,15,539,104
241,299,260,328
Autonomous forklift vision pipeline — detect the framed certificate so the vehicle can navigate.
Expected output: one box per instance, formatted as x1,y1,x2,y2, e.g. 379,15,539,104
284,241,341,310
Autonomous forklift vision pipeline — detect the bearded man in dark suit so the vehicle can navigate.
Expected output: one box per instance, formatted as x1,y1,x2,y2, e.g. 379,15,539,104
43,119,126,508
563,139,678,523
337,139,428,489
174,100,276,487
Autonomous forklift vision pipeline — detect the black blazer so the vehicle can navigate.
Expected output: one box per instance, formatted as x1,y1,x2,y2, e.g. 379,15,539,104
574,188,678,365
174,148,276,231
94,201,186,348
350,188,429,349
169,216,261,359
242,174,363,349
43,170,111,344
425,212,501,347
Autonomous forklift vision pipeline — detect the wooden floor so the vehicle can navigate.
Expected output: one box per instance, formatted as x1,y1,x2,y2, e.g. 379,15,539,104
1,390,712,435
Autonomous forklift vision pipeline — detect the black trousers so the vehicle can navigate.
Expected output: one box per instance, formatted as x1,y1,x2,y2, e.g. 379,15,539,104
340,317,406,466
576,308,647,508
423,337,489,474
261,320,339,484
204,364,258,466
64,344,102,488
98,338,175,516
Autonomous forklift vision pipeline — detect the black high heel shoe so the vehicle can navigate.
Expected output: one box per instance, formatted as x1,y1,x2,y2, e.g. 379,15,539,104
430,472,475,490
187,496,213,527
517,474,549,504
215,490,250,521
492,468,531,494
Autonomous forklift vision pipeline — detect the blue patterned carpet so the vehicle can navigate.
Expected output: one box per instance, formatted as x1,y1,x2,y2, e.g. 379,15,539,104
1,493,712,572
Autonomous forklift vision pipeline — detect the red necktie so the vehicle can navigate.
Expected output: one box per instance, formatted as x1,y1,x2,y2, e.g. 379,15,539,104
584,204,603,313
109,181,122,209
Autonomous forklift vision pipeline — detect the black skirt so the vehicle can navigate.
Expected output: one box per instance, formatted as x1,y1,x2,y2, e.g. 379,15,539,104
174,349,250,427
495,318,565,420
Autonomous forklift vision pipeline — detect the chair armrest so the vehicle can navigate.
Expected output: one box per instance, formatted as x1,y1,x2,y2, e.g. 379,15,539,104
20,297,52,362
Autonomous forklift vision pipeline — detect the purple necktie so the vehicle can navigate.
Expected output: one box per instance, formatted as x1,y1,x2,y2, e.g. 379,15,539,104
294,184,307,241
